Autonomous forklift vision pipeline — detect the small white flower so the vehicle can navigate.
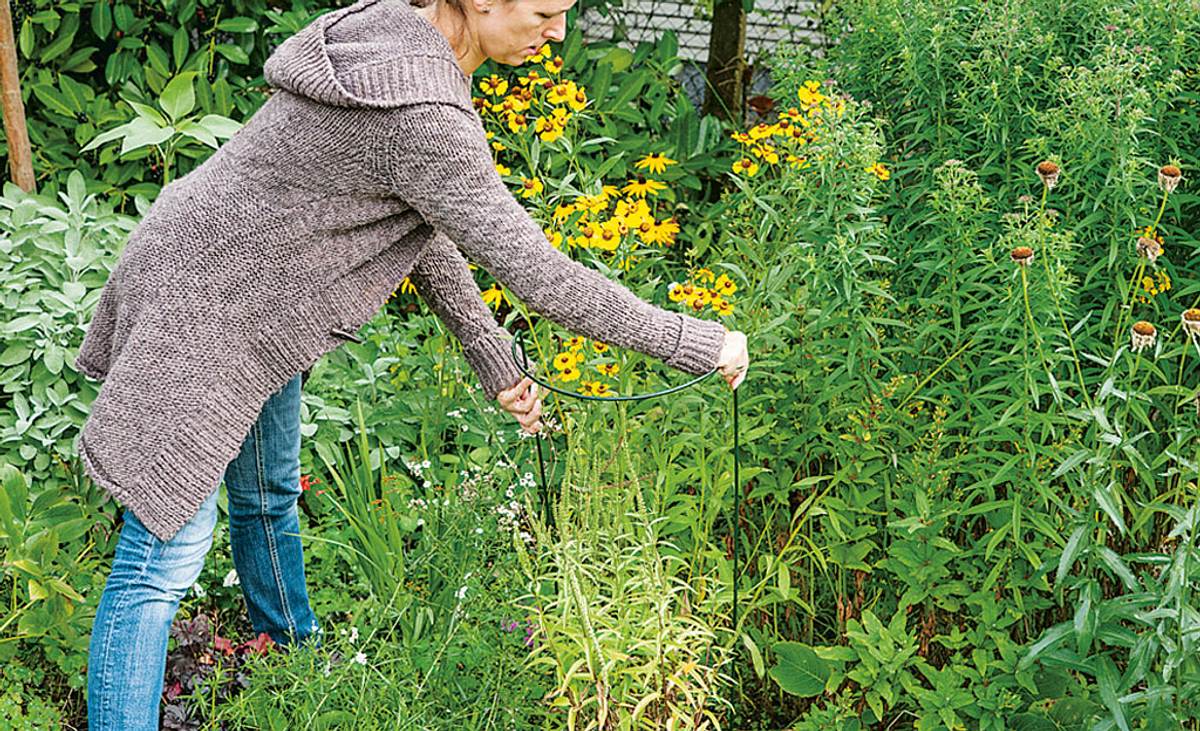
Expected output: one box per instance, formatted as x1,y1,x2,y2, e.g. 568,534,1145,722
474,527,484,535
191,582,207,598
353,651,368,665
456,585,469,600
461,424,469,431
422,479,432,489
222,569,240,587
416,518,426,527
349,626,359,643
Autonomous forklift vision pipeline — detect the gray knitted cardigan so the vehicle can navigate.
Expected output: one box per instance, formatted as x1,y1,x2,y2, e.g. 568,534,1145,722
73,0,727,542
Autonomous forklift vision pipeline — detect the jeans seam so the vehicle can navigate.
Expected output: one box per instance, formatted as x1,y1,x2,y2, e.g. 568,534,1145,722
97,522,158,728
253,417,297,641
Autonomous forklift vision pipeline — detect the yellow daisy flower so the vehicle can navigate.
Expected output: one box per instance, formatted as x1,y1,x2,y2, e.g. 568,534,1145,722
553,352,579,371
565,336,586,351
480,75,508,96
866,162,891,181
712,297,734,316
559,365,581,382
481,284,509,311
635,153,678,174
519,177,544,198
622,175,667,197
567,86,588,112
544,55,564,74
596,362,620,377
494,162,512,176
592,341,609,353
714,273,737,296
732,158,759,177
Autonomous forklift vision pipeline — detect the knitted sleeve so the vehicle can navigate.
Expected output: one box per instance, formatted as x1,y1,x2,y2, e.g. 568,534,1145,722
408,230,527,400
385,102,727,377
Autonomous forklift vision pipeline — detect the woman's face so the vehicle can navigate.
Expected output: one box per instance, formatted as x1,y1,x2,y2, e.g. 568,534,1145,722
476,0,575,65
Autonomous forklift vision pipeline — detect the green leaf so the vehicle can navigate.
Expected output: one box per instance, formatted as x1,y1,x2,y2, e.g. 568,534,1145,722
1056,524,1087,584
19,20,34,59
741,632,765,678
216,17,258,33
768,642,830,697
172,27,189,70
91,0,113,38
197,114,243,139
1096,656,1129,731
160,71,198,122
120,118,174,154
1093,483,1127,535
214,43,250,64
0,345,31,366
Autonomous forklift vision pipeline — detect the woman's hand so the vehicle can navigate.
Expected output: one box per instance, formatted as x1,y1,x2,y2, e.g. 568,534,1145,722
497,376,544,435
717,330,749,389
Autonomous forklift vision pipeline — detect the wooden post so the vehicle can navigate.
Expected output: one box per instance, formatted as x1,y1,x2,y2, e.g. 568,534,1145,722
702,0,747,125
0,0,35,193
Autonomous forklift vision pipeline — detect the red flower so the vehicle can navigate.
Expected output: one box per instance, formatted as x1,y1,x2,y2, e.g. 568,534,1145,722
300,475,321,492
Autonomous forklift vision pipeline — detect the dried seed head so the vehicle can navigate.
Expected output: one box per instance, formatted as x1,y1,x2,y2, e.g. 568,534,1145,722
1159,164,1182,194
1036,161,1060,190
1010,246,1035,267
1136,236,1164,264
1131,320,1157,352
1182,309,1200,338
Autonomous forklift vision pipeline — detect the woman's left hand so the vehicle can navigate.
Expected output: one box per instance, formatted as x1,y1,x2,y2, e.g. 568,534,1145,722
497,376,544,435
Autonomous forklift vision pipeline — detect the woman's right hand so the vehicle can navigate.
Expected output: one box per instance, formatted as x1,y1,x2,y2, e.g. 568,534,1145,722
717,330,749,390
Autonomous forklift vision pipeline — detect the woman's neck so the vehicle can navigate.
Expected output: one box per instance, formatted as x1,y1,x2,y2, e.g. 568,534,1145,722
414,4,486,76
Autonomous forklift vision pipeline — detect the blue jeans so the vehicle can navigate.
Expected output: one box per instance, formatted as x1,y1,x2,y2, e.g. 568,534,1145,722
87,374,321,730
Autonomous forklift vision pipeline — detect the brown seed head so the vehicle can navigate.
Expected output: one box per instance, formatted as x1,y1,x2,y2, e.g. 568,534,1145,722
1159,164,1182,194
1182,309,1200,337
1036,161,1061,190
1010,246,1035,267
1136,236,1164,264
1131,320,1158,352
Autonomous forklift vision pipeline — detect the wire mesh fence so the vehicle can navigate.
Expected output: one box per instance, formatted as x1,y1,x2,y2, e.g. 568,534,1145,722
576,0,829,109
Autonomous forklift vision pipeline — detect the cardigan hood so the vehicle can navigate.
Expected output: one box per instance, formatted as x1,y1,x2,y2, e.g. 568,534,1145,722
262,0,472,110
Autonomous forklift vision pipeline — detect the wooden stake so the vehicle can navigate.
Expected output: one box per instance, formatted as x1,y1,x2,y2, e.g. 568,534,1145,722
0,0,35,192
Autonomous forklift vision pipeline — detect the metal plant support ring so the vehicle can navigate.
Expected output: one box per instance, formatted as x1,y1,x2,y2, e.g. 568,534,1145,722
509,330,743,728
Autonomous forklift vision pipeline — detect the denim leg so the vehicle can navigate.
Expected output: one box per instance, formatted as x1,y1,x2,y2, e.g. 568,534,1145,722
87,489,218,731
223,373,321,648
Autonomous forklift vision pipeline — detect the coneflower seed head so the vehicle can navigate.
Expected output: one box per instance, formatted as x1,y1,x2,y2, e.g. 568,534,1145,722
1131,320,1157,352
1036,161,1060,190
1159,165,1182,194
1010,246,1035,267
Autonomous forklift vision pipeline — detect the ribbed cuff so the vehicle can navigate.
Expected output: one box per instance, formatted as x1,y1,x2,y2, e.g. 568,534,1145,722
463,330,528,400
664,315,726,375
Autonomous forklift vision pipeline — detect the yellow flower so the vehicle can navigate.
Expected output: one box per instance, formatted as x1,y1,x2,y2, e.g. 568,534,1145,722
558,365,581,382
494,162,512,176
797,80,824,108
786,154,809,169
519,177,544,198
598,184,621,201
635,153,678,174
577,380,598,396
553,352,579,371
567,85,588,112
748,123,774,141
692,267,716,283
480,75,508,96
730,131,753,146
565,336,586,351
751,143,779,164
622,175,667,197
535,116,564,143
529,44,551,63
552,203,576,222
547,81,574,106
592,341,609,353
732,158,759,177
545,228,564,249
596,362,620,377
714,273,737,296
544,55,564,74
668,282,687,302
867,162,891,181
481,284,509,311
593,382,612,397
647,218,679,246
503,91,531,113
712,297,734,316
393,277,416,296
507,113,529,133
